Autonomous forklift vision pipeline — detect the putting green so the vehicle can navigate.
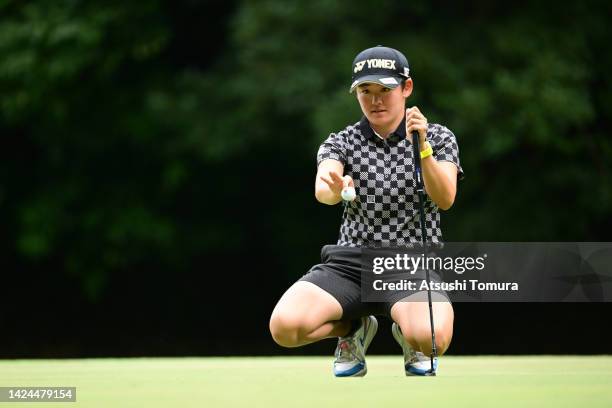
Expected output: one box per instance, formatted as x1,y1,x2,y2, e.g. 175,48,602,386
1,356,611,407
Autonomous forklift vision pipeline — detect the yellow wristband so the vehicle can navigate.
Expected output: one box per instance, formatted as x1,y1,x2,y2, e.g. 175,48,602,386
420,142,433,159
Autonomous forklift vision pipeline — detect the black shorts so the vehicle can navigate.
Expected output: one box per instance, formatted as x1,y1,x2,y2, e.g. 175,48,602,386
299,245,449,321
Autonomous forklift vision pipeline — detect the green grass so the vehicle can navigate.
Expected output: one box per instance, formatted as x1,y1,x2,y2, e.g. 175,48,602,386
1,356,611,407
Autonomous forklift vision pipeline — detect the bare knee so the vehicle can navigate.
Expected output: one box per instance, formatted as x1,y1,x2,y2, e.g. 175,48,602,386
411,328,452,356
269,312,304,348
269,281,344,348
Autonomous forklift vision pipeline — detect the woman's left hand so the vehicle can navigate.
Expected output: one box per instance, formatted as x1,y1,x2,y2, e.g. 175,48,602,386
405,106,428,146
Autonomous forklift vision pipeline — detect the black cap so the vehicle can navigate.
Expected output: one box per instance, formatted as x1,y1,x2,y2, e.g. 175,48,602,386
349,46,410,93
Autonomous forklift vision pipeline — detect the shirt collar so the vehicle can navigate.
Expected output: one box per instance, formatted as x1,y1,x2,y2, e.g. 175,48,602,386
359,116,406,143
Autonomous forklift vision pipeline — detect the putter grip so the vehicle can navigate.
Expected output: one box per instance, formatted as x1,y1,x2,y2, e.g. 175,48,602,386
412,131,422,184
412,130,420,153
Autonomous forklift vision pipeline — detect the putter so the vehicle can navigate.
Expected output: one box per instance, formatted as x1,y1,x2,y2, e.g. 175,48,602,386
410,129,437,376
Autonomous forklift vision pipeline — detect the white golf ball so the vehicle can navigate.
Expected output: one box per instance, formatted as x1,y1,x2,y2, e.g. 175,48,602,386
341,186,356,201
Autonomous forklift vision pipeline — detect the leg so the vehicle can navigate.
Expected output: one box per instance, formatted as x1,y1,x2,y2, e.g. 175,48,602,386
269,281,350,348
390,293,454,356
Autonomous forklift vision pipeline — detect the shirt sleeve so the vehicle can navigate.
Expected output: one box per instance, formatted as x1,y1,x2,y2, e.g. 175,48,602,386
317,132,348,166
428,124,464,180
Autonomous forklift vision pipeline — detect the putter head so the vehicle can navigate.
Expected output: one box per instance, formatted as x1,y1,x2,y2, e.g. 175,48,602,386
426,355,437,376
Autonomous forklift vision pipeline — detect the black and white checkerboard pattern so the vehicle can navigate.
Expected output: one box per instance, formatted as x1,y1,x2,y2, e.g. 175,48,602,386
317,118,463,247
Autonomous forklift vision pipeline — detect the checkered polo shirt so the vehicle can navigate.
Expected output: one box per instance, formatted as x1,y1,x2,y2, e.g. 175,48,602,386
317,116,464,247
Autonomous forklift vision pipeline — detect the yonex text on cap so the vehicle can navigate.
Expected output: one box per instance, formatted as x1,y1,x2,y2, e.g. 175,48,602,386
350,46,410,93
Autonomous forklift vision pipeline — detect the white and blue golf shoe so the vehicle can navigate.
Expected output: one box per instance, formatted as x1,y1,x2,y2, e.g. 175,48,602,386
333,316,378,377
392,322,438,376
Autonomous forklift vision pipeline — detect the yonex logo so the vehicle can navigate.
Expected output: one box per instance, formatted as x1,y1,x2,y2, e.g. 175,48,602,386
354,59,397,73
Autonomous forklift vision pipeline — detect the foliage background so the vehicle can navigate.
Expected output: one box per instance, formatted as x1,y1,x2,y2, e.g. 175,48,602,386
1,0,610,356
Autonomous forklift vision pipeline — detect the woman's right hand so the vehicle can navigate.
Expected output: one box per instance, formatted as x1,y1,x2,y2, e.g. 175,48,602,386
320,171,354,197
